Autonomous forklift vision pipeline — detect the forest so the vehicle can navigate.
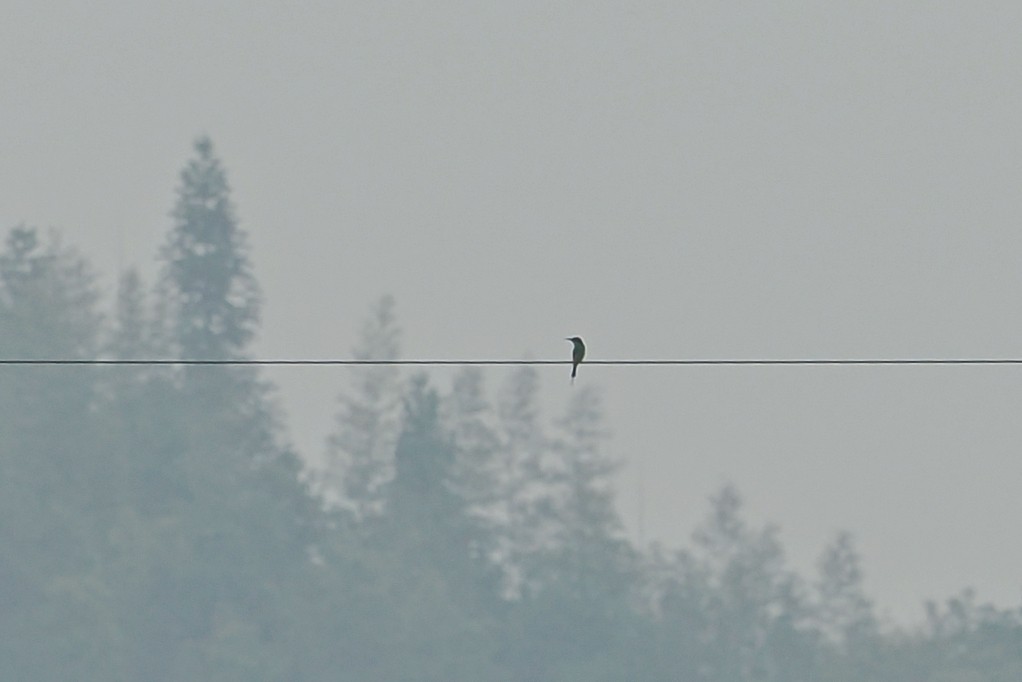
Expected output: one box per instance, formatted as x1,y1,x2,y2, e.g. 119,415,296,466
2,138,1021,681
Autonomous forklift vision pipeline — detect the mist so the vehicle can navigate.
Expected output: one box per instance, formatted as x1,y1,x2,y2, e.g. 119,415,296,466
3,2,1022,679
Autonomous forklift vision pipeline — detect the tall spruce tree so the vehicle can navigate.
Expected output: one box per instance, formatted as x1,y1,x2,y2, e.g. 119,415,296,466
112,141,319,679
160,136,259,360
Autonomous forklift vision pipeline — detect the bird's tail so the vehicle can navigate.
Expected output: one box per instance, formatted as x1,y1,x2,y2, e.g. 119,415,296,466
571,363,577,384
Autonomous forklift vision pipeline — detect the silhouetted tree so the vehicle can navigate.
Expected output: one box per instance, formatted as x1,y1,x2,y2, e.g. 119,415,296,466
98,143,318,679
159,136,259,360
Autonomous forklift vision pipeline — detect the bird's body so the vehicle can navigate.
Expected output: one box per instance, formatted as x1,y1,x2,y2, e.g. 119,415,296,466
566,336,585,383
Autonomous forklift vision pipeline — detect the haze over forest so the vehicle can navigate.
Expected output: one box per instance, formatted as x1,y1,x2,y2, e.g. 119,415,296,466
1,135,1021,680
4,2,1022,679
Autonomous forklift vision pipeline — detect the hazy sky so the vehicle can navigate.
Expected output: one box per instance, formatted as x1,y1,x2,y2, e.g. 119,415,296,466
3,2,1021,624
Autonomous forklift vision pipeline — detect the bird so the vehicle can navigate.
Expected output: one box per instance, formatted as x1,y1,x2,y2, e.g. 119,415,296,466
565,336,585,383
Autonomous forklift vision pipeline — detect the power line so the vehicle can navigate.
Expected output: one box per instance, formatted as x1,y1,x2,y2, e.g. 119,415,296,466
3,358,1022,366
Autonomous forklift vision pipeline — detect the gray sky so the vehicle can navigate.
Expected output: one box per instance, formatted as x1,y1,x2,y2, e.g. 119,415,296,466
3,1,1021,624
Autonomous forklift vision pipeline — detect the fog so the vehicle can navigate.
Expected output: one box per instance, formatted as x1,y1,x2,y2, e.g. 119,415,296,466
3,2,1022,676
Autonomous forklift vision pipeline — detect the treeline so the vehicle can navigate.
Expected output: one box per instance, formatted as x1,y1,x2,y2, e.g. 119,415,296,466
1,139,1020,681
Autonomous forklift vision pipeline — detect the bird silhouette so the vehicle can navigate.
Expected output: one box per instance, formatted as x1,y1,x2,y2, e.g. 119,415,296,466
566,337,585,384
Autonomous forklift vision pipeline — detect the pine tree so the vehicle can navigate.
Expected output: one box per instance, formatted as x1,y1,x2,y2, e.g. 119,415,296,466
494,366,556,596
0,226,101,358
159,136,259,360
0,227,104,489
815,531,877,644
108,268,165,361
0,227,123,678
105,145,321,678
496,385,638,680
679,486,814,681
388,375,459,537
384,374,502,616
322,295,402,518
550,386,624,566
443,367,502,552
543,387,635,609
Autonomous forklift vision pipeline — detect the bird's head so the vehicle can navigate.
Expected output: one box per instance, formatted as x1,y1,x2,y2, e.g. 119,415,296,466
566,336,583,344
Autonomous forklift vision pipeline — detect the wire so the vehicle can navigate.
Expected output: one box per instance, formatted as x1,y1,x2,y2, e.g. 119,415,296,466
2,358,1022,366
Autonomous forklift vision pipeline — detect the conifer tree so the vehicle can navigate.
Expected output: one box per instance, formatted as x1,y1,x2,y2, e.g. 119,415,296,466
109,143,319,678
322,295,402,518
160,136,259,360
0,226,101,358
497,384,637,679
677,486,814,681
386,374,501,612
112,269,146,355
107,267,173,376
552,387,620,541
494,366,556,595
815,531,877,644
0,227,119,678
443,367,502,548
388,375,459,537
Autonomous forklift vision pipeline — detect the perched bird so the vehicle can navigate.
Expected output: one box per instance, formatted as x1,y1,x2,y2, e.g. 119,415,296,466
565,336,585,383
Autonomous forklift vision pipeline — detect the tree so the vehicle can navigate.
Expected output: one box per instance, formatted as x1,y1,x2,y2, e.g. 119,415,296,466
0,227,106,509
907,592,1022,682
0,227,124,679
388,375,458,531
815,531,877,645
664,486,817,682
159,136,259,360
492,366,555,596
321,295,403,518
498,386,638,681
95,144,321,679
287,526,508,682
107,268,166,362
443,367,503,564
0,226,101,358
385,374,498,603
542,386,633,602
